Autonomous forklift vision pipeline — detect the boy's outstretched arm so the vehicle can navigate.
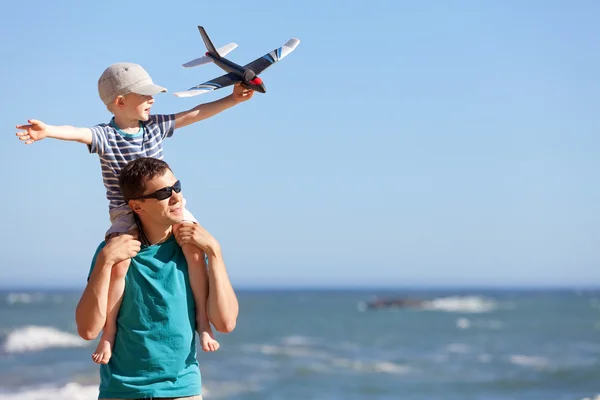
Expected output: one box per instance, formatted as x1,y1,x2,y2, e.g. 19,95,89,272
174,83,254,130
16,119,92,145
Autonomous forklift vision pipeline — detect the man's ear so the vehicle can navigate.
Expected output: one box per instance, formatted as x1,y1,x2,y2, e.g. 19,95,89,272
128,199,143,214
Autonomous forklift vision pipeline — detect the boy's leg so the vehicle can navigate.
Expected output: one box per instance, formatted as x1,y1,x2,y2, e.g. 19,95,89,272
183,241,220,352
175,222,220,352
93,206,137,364
92,256,130,364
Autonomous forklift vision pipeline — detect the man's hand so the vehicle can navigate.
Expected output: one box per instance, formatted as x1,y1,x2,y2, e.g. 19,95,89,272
232,83,254,104
174,222,221,256
16,119,51,145
100,234,141,265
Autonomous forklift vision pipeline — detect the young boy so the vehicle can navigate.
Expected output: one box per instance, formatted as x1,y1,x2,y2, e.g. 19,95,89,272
16,62,253,364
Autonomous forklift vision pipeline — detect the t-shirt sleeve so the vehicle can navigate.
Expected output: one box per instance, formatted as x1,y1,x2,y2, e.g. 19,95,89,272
87,125,110,155
150,114,176,140
87,241,108,281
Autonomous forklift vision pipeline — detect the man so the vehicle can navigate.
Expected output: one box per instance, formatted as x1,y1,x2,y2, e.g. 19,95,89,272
75,157,238,400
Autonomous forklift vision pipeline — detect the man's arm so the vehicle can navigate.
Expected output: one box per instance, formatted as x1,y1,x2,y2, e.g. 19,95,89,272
16,119,92,145
175,224,239,333
174,83,254,130
75,235,141,340
75,251,113,340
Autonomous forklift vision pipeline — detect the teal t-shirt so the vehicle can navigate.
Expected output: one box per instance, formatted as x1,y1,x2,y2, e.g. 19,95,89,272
88,235,201,399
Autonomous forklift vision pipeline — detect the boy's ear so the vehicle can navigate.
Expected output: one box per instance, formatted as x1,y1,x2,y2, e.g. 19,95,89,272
114,95,125,108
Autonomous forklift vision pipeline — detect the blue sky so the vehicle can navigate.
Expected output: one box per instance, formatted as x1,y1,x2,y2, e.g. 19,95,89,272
1,0,598,288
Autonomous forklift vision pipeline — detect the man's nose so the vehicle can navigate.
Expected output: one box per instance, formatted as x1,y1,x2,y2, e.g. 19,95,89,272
170,190,183,204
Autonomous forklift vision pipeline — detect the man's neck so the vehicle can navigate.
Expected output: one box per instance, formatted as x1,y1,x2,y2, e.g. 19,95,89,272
139,220,173,246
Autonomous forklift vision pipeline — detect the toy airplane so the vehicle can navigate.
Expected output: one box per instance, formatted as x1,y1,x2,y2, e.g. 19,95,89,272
174,26,300,97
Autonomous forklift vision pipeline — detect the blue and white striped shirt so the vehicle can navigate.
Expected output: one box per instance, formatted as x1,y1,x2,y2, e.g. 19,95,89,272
88,114,176,210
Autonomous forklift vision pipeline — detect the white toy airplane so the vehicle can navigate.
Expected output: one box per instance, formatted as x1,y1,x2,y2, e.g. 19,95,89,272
174,26,300,97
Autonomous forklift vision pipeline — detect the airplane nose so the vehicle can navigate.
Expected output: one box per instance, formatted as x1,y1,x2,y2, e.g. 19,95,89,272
259,83,266,93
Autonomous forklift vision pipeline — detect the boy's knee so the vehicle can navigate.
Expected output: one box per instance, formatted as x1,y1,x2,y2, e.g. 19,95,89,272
106,228,139,242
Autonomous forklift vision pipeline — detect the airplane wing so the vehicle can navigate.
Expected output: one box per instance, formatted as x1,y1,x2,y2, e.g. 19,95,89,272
182,42,238,68
243,38,300,75
173,72,239,97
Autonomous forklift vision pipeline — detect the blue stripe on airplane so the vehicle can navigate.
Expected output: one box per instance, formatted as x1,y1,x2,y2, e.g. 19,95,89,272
262,54,274,63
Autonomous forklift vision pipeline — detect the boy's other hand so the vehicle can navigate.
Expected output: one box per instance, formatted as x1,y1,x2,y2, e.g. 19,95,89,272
101,234,141,265
175,222,221,256
232,83,254,103
16,119,50,145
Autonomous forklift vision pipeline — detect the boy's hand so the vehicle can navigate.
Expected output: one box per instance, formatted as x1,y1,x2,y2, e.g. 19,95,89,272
232,83,254,103
175,222,221,256
16,119,51,145
100,234,141,265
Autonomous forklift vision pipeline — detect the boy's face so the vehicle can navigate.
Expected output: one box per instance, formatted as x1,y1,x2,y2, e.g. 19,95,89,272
113,93,154,121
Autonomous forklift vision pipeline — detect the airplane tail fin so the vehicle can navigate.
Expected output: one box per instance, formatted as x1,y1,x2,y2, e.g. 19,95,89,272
198,26,220,57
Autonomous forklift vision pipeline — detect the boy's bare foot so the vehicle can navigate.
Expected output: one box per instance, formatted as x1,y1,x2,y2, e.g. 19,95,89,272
92,339,112,364
200,330,220,352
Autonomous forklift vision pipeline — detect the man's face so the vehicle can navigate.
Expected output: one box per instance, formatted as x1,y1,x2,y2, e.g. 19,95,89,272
132,169,185,226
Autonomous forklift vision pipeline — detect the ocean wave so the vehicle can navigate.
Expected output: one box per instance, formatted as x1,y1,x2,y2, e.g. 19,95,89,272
0,383,234,400
0,383,98,400
581,395,600,400
331,358,413,374
281,335,315,346
5,293,43,305
422,296,497,313
242,343,325,359
456,317,503,330
509,354,550,368
1,326,88,354
445,343,470,353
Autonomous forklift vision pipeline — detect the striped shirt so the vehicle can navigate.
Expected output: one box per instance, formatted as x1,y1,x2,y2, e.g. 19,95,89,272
88,114,176,210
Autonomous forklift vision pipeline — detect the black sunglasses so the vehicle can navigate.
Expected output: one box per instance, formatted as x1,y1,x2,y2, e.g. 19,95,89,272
130,180,181,201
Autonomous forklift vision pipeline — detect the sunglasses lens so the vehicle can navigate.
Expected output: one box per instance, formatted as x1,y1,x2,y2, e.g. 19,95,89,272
154,188,172,201
173,181,182,193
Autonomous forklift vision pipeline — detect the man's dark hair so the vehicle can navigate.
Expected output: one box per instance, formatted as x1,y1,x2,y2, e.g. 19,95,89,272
119,157,172,202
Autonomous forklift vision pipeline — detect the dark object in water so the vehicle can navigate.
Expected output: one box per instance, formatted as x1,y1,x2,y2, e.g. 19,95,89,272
364,298,426,310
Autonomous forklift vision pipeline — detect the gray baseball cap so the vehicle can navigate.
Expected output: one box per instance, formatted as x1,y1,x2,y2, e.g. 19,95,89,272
98,62,167,105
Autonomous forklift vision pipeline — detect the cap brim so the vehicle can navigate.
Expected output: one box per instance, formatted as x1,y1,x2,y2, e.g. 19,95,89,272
131,83,168,96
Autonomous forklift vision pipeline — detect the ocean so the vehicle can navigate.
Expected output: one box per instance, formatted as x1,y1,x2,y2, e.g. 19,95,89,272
0,288,598,400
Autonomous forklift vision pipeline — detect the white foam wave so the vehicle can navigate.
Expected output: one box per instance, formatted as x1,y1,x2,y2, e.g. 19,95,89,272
281,335,314,346
509,354,550,368
331,358,412,374
456,317,470,329
0,383,225,400
580,395,600,400
6,293,42,305
242,344,324,359
5,293,64,305
445,343,470,353
456,317,503,330
422,296,497,313
0,383,98,400
2,326,88,354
